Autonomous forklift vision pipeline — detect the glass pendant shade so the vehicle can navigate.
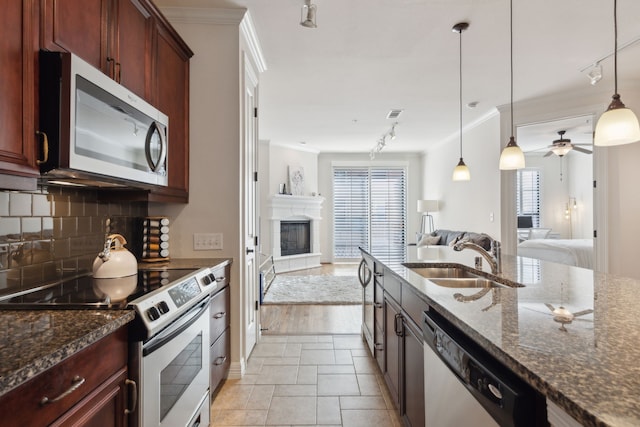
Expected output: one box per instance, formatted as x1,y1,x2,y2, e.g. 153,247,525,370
452,158,471,181
499,136,525,170
594,96,640,146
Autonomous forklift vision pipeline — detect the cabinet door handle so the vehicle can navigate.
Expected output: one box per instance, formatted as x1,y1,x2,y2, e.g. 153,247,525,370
106,57,115,79
374,302,383,309
374,272,384,277
374,343,384,351
213,311,226,319
394,313,404,337
124,379,138,415
40,375,85,405
115,62,121,83
36,131,49,165
214,356,227,365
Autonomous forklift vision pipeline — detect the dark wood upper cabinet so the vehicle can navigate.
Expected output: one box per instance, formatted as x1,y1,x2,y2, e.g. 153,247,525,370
150,22,191,203
0,0,40,189
42,0,152,100
13,0,194,200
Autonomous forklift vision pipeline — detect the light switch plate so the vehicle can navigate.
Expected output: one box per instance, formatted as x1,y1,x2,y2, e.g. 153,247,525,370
194,233,223,250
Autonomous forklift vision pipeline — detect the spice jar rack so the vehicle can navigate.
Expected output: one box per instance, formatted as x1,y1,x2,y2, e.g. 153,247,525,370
140,216,170,262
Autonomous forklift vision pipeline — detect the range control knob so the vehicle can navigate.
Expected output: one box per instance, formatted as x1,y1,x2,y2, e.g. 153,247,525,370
202,275,212,286
157,301,170,314
146,306,160,321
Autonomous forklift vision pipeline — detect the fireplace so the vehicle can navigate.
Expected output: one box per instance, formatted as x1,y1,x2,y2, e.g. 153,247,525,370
267,195,324,272
281,221,311,256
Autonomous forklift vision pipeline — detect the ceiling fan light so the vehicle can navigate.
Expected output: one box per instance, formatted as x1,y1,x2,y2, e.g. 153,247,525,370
499,136,525,170
452,158,471,181
594,96,640,146
551,146,572,157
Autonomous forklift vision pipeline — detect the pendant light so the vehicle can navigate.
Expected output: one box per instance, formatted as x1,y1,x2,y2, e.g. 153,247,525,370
452,22,471,181
594,0,640,146
499,0,525,170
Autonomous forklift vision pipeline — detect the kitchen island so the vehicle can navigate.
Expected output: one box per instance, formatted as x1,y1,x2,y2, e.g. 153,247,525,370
362,245,640,427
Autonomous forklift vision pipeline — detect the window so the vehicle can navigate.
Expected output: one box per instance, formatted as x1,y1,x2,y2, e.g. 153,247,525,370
517,169,541,227
333,166,407,264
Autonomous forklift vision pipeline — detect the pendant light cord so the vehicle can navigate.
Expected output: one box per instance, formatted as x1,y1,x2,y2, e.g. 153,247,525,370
510,0,514,137
459,27,463,157
614,0,618,95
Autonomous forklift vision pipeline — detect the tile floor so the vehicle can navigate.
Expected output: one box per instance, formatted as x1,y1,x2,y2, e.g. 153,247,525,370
210,334,402,427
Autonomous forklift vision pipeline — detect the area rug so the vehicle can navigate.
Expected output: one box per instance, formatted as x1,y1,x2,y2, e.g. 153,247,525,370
262,274,362,305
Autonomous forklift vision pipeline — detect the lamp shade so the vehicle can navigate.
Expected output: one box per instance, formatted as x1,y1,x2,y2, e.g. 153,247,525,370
452,158,471,181
594,105,640,146
499,137,525,170
417,200,439,213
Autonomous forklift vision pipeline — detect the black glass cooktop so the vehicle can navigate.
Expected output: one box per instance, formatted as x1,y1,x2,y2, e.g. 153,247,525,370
0,269,198,309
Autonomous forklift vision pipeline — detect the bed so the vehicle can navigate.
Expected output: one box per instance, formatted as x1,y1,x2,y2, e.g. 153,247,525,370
517,238,594,269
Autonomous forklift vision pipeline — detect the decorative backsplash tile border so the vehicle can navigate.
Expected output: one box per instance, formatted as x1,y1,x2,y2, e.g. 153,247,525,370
0,187,147,297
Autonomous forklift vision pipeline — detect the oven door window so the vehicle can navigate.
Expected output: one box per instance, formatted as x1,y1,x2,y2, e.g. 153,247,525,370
160,333,203,421
142,302,210,427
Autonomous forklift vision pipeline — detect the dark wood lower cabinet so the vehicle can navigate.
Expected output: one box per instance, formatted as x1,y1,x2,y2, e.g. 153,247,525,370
209,264,231,396
360,251,426,427
50,367,129,427
0,326,131,427
403,317,425,427
384,294,401,408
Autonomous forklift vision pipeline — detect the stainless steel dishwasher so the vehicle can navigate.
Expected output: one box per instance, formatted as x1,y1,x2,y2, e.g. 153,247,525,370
422,306,546,427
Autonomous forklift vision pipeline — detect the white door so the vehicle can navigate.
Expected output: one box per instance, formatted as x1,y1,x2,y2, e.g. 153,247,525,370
243,54,259,357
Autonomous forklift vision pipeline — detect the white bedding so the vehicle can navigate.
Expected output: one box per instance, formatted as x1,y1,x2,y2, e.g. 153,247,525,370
517,239,594,269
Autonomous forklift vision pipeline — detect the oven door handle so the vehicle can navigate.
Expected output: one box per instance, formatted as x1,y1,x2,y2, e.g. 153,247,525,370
143,298,211,356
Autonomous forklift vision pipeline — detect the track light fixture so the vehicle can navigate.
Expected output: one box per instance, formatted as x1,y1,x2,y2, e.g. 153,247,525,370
369,122,399,159
594,0,640,146
300,0,317,28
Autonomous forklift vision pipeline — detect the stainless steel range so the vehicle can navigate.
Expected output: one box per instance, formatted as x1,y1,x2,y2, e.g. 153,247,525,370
0,264,225,427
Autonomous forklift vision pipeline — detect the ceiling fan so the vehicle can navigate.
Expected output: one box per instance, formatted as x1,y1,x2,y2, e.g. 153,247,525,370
543,130,593,157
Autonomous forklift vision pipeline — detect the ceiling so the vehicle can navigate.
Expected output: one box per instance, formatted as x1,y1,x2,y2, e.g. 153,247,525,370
155,0,640,154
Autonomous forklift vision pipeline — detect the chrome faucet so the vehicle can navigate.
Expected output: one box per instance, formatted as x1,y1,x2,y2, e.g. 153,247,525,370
453,239,502,275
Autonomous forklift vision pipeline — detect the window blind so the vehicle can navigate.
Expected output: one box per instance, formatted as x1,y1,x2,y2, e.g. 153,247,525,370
333,166,407,263
333,168,369,259
517,169,541,227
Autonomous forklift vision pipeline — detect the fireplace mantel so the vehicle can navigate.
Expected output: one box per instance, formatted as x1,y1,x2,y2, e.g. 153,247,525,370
267,195,325,272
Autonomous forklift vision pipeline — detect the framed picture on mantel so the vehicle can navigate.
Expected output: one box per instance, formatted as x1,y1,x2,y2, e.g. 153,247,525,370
288,165,305,196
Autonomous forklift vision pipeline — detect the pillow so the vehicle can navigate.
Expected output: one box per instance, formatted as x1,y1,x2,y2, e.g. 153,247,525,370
464,232,494,251
433,229,464,246
418,235,441,247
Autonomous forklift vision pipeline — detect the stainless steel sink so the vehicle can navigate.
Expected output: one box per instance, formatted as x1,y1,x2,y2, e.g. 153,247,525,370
409,267,479,279
404,264,523,288
427,277,506,288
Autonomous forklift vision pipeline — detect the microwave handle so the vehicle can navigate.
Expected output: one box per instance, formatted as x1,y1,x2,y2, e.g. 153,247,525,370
145,121,167,173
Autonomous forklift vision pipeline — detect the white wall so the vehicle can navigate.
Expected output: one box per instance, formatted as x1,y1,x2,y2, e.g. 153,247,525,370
317,152,423,263
567,151,593,239
422,114,502,240
149,9,260,376
523,154,572,237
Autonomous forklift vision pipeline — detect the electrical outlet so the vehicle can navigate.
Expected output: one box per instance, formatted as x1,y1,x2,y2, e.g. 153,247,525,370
193,233,223,250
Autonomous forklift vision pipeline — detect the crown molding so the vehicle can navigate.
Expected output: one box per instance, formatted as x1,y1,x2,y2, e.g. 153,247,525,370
160,7,267,73
160,7,246,25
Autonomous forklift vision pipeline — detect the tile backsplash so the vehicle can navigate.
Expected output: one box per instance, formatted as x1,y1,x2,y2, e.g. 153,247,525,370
0,186,147,297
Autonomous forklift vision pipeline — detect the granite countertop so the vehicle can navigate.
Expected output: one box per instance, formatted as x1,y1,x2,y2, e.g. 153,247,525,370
365,245,640,427
0,258,232,398
0,309,134,397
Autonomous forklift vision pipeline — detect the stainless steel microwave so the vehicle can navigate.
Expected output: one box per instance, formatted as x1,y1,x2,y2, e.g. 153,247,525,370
39,51,168,188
